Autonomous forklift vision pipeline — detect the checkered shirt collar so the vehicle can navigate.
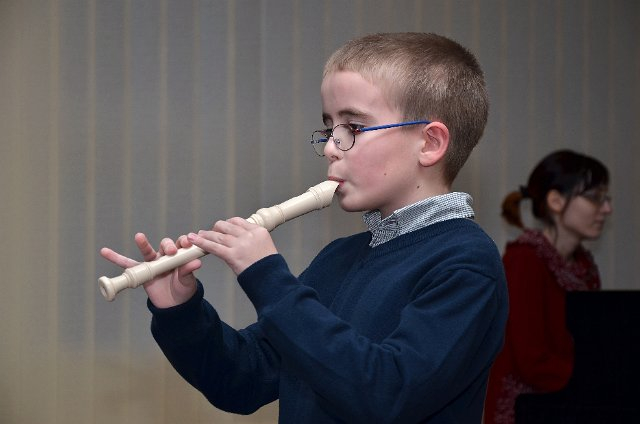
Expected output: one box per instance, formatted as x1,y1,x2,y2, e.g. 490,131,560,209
362,192,475,247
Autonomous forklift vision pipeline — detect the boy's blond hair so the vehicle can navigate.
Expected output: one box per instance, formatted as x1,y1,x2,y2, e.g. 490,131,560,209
324,32,488,183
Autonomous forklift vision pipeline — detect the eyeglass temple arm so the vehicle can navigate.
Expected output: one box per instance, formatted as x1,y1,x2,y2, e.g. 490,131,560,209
358,120,431,133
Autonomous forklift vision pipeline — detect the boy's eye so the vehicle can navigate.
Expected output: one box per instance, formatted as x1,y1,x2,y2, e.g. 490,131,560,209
347,123,365,133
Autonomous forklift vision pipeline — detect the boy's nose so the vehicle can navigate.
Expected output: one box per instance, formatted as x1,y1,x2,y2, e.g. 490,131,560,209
323,136,342,160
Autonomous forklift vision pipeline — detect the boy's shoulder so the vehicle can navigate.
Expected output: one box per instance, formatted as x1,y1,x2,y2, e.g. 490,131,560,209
416,219,503,264
421,217,493,244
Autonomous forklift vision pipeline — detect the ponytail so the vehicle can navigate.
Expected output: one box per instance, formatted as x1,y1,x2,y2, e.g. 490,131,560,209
501,186,528,229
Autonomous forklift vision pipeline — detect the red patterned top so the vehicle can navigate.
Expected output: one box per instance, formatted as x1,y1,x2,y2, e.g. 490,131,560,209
484,230,600,424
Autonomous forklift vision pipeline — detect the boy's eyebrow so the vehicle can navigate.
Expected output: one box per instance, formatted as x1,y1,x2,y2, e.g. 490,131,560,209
321,108,371,126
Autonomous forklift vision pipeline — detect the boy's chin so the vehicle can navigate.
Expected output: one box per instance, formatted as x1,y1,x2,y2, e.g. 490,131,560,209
337,198,366,214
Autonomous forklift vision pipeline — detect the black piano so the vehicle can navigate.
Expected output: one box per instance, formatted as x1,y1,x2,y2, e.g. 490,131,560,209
515,291,640,423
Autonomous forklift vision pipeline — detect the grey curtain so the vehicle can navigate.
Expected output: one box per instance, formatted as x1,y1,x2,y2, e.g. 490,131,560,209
1,1,638,422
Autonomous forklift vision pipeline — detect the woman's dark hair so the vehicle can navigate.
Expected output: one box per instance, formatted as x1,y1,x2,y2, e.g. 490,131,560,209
502,150,609,229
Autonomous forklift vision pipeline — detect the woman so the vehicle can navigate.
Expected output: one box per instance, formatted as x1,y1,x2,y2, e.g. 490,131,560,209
484,150,612,424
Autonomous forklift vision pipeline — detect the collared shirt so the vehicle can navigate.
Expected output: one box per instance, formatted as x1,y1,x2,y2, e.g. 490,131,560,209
363,192,475,247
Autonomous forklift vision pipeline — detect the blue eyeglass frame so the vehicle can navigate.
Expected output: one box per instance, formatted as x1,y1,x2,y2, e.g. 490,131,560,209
311,120,432,155
352,120,431,135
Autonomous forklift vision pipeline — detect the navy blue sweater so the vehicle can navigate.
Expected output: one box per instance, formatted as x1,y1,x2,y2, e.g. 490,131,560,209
149,218,508,423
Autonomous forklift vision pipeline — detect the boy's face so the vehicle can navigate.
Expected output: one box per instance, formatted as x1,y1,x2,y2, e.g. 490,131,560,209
320,71,426,218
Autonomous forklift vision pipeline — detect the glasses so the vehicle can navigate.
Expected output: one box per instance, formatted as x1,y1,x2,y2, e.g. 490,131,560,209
579,190,612,206
310,120,431,156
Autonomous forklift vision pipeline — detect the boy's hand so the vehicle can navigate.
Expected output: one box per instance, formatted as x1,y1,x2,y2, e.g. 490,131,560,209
188,217,278,275
100,232,199,308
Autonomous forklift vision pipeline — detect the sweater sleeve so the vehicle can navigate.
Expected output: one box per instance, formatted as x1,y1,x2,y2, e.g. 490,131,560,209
238,251,506,422
503,246,574,391
148,281,280,414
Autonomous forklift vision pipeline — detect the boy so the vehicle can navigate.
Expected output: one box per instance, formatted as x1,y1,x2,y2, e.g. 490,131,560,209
101,32,508,423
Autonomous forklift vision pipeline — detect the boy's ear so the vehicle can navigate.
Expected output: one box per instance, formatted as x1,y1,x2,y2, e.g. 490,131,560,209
418,122,449,167
546,190,567,213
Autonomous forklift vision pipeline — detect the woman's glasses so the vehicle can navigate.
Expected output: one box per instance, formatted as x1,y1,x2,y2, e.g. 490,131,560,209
579,189,612,206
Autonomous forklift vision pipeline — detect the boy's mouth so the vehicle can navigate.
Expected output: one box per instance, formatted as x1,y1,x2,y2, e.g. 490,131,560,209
327,177,344,188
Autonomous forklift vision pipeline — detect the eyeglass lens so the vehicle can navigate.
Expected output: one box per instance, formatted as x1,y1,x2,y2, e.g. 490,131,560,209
311,124,355,156
580,190,611,205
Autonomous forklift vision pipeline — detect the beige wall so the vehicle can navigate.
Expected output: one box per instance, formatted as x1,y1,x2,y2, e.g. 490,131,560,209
1,0,639,422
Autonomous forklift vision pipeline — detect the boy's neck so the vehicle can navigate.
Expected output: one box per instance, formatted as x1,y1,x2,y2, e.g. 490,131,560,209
379,186,452,219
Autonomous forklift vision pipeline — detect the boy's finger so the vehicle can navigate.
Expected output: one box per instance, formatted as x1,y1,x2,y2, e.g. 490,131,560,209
100,247,140,269
134,232,158,261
